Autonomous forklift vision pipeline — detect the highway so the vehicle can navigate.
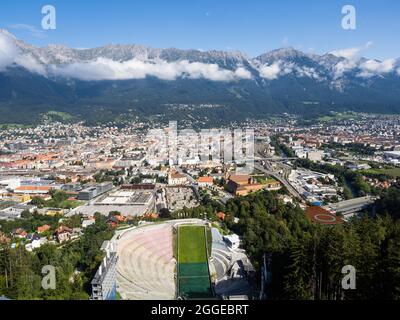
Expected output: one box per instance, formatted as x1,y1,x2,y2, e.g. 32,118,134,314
254,141,303,201
254,162,303,201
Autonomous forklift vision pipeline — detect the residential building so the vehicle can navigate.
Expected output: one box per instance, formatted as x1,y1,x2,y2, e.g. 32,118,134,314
78,182,113,201
197,176,214,187
168,173,188,185
91,241,118,300
226,175,265,196
55,226,73,243
37,225,51,233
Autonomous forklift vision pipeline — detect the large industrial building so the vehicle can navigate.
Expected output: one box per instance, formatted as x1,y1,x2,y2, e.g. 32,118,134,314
74,187,156,217
78,182,113,201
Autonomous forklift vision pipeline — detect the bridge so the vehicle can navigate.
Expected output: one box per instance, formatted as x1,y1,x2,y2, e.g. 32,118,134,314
255,156,297,161
242,156,298,162
254,163,303,201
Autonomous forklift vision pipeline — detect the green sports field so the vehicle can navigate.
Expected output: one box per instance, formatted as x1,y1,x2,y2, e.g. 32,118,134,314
177,225,213,299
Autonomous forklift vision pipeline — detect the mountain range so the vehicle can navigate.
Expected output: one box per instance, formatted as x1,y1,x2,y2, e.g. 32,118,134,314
1,28,400,125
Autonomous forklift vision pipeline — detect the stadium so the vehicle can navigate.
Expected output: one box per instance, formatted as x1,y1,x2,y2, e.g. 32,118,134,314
113,219,253,300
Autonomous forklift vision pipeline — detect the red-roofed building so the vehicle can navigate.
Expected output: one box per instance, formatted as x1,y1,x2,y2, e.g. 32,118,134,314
143,212,159,219
0,232,11,244
14,186,53,195
226,174,265,196
114,215,126,222
55,226,73,243
12,228,27,239
197,176,214,187
216,212,226,221
37,225,51,233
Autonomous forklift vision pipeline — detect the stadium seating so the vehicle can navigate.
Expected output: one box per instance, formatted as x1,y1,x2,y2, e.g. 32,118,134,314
211,240,232,282
116,224,176,300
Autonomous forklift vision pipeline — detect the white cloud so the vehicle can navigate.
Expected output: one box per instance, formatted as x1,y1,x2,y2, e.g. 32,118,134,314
259,61,282,80
0,31,251,81
333,57,397,79
258,61,321,80
333,59,358,78
15,54,46,75
358,59,396,77
331,47,360,60
330,41,373,59
0,33,18,70
330,41,398,78
0,32,45,74
234,67,252,79
52,58,251,81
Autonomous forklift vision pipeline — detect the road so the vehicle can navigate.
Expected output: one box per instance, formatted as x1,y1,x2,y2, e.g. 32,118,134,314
254,141,303,201
254,163,303,201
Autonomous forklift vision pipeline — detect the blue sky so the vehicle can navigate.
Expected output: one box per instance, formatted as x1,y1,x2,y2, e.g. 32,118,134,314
0,0,399,59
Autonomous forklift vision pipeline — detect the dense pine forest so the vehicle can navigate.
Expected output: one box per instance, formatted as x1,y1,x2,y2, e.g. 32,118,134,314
223,188,400,300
